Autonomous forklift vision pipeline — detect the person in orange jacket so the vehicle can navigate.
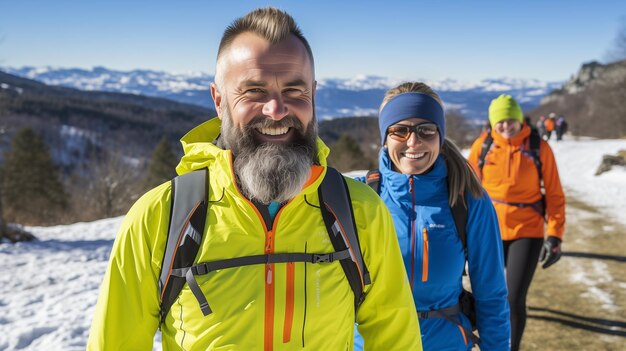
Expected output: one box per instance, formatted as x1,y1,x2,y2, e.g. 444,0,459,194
468,94,566,351
543,113,556,140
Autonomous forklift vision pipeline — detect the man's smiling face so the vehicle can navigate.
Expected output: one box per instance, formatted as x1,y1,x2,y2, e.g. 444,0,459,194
212,32,316,147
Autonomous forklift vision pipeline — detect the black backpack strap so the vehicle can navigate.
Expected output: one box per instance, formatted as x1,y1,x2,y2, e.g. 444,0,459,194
365,169,381,194
176,250,353,316
318,167,371,313
159,169,208,323
527,129,546,218
448,193,480,344
477,130,493,176
418,303,481,345
528,128,543,183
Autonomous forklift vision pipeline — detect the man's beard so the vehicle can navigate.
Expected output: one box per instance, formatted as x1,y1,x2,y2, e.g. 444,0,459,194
218,106,319,204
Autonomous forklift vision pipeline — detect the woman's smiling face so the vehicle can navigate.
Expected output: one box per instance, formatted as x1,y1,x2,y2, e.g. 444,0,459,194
386,118,440,175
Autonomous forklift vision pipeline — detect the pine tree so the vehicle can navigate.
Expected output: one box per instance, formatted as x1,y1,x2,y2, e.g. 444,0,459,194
1,128,68,224
143,137,178,190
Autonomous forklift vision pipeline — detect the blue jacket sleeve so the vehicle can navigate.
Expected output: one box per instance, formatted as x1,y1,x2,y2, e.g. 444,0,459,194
353,175,366,183
466,192,511,350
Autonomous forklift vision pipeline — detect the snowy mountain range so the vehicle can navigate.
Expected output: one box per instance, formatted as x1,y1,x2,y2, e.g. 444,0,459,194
3,66,562,120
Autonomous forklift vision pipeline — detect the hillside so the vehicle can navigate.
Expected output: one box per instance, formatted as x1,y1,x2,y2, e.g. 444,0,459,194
530,59,626,139
0,71,215,224
0,70,214,168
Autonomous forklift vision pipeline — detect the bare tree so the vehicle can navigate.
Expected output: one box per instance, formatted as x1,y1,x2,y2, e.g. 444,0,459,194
70,151,142,220
605,16,626,62
90,152,141,218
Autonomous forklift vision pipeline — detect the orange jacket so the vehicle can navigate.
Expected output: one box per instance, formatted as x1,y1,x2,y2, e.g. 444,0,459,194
468,125,565,241
544,118,555,132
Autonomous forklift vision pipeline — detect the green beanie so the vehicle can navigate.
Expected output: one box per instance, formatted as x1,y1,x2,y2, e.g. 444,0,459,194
488,94,523,127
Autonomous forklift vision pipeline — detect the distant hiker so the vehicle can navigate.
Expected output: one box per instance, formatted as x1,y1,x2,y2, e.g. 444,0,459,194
555,114,568,141
535,115,547,139
87,8,422,351
352,82,510,351
544,112,556,140
468,95,566,351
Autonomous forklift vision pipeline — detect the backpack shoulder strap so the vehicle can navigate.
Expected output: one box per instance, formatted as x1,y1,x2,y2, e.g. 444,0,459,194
450,195,468,255
477,130,494,174
159,168,209,322
318,167,371,312
528,128,543,178
365,169,381,194
528,129,546,217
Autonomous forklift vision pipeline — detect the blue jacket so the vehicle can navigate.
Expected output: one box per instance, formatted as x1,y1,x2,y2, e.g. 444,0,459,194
355,150,510,350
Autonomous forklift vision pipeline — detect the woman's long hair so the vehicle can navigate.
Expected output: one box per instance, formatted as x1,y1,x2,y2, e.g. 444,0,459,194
441,137,484,207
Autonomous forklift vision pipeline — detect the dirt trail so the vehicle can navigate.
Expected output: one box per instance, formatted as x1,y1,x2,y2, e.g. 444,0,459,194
519,192,626,350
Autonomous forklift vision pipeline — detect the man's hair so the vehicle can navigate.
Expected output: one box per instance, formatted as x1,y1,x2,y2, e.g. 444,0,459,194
217,7,314,69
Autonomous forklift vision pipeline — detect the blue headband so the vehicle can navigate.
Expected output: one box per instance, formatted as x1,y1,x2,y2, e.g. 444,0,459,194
379,92,445,146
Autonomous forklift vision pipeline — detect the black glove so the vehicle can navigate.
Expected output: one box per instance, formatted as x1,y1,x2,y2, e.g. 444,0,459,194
539,236,562,269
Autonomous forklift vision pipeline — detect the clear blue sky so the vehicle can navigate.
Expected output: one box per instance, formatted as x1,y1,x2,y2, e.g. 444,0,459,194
1,0,625,81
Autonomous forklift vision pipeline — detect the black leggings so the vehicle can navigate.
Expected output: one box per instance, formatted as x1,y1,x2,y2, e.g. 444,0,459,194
503,238,544,351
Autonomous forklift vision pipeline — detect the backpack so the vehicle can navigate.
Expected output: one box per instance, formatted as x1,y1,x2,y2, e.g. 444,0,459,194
365,169,480,345
158,167,371,323
477,126,546,217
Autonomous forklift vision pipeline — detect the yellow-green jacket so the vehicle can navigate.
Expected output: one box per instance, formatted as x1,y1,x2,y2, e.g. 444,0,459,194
87,118,421,350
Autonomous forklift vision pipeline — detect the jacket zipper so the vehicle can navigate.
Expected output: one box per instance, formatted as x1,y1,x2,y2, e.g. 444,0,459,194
409,177,416,291
227,152,286,351
507,140,513,179
422,227,429,282
265,230,275,351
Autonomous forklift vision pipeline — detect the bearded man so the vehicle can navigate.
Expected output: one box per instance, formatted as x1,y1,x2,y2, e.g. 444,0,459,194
88,7,421,351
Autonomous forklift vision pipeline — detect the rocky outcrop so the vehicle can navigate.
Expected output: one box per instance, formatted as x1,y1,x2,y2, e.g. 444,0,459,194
541,60,626,104
595,150,626,176
530,59,626,139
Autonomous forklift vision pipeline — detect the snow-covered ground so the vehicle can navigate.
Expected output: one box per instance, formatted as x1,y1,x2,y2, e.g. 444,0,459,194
1,135,625,350
548,136,626,227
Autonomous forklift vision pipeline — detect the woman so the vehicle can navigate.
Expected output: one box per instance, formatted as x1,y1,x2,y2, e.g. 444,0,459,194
354,82,510,350
468,94,566,351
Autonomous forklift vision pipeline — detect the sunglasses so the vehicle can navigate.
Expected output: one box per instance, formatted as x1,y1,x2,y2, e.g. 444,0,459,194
387,122,438,142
